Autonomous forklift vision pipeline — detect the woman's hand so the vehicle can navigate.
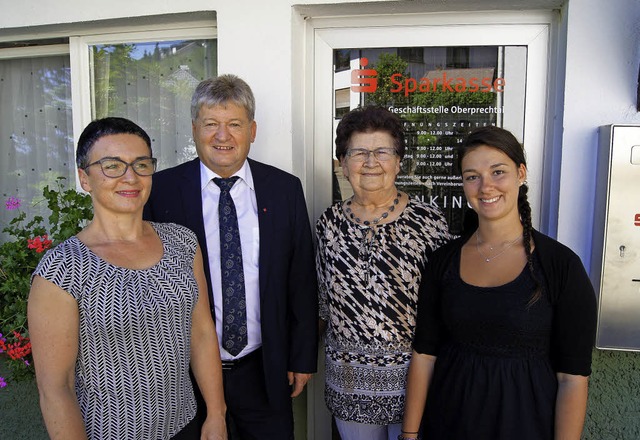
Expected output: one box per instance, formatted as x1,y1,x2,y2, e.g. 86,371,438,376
401,351,436,440
201,413,227,440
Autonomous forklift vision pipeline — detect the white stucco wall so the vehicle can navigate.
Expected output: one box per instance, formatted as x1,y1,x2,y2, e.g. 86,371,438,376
1,0,297,174
559,0,640,266
1,0,639,266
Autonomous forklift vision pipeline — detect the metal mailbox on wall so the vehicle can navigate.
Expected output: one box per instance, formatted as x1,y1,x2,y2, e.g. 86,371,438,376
592,124,640,350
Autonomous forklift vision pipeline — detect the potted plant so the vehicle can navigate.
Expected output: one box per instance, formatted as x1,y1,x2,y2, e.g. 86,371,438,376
0,177,93,387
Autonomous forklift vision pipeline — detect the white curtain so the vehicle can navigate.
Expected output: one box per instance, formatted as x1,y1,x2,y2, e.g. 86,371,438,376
0,55,74,238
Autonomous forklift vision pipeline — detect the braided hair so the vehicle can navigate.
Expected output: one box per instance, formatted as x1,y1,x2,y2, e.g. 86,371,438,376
457,126,541,304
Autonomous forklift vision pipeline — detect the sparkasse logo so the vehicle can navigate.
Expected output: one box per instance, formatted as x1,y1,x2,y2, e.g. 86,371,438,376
390,72,505,96
350,57,506,96
350,57,378,93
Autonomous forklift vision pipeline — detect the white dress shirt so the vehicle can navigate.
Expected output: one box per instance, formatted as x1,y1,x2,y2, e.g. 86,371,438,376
201,160,261,360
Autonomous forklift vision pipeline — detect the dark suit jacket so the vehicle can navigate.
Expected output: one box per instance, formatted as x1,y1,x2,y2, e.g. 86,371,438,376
143,157,318,408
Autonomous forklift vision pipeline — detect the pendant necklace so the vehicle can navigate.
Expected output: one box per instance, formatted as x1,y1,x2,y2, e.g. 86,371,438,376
345,193,400,226
475,231,522,263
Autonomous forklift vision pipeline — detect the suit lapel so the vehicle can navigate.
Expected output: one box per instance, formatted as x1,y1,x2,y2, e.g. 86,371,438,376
178,159,218,309
249,159,272,300
179,159,206,244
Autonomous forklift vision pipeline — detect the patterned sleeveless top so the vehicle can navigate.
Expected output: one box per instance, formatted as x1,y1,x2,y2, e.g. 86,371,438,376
33,222,199,439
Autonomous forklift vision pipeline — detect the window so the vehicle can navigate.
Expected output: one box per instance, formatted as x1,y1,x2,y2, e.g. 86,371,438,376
0,47,73,236
334,87,350,119
332,45,523,234
0,17,216,237
334,49,351,72
446,47,470,68
88,38,216,170
398,47,424,63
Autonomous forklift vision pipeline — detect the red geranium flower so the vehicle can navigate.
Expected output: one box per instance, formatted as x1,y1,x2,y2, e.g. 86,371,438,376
27,235,53,253
0,331,31,361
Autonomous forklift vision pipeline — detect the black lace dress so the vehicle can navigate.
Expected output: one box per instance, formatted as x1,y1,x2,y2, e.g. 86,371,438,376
419,250,557,439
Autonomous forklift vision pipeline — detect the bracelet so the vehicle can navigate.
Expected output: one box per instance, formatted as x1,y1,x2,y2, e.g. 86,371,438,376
401,431,419,435
397,435,420,440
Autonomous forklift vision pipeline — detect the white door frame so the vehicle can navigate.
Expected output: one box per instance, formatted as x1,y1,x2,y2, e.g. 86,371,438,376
298,10,556,439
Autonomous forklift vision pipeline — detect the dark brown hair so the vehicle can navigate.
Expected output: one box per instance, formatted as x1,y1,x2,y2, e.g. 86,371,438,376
335,106,405,160
458,126,541,304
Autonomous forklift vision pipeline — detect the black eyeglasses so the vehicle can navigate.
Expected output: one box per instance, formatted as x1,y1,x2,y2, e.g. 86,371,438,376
84,157,157,178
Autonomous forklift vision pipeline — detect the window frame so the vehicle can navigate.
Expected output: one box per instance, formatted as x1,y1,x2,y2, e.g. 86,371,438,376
0,44,69,60
69,26,217,167
0,15,217,191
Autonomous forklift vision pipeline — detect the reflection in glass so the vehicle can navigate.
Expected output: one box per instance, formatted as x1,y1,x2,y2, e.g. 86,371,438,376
334,49,351,73
332,46,527,235
90,39,217,171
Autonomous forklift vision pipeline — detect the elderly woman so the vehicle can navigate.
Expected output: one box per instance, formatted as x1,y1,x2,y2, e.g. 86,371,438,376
28,117,227,440
316,106,451,440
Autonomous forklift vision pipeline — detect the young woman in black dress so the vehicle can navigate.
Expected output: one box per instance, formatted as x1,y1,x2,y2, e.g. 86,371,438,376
400,126,597,440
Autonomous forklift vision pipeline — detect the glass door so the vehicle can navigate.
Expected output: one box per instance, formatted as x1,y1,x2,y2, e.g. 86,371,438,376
311,18,552,231
331,45,527,235
307,13,555,439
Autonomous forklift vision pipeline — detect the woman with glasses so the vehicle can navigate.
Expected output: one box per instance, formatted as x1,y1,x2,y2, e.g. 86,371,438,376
28,117,227,440
315,106,451,440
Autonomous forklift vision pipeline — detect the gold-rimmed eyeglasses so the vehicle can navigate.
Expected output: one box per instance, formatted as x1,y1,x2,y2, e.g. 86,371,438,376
84,157,157,178
345,148,397,162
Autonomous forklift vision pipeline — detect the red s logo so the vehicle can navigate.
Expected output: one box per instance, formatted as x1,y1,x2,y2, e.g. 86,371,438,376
634,213,640,226
351,58,378,93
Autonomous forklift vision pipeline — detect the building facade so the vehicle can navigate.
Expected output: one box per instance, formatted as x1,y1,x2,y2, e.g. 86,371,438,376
2,0,640,438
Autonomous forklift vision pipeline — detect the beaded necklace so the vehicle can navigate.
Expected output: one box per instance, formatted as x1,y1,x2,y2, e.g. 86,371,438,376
345,193,400,226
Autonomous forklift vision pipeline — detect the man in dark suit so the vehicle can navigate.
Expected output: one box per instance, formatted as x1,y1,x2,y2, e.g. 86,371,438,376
144,74,318,439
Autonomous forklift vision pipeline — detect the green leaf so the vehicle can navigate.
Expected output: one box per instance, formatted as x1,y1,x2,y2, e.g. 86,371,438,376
0,176,93,345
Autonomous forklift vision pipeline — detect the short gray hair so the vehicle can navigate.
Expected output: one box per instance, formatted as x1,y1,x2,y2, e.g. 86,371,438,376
191,74,256,121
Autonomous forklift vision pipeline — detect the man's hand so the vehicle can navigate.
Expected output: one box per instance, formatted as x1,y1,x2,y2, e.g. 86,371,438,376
287,371,313,397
